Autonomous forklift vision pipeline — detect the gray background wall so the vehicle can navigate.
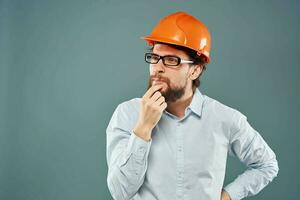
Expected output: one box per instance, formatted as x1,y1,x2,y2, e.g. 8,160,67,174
0,0,299,199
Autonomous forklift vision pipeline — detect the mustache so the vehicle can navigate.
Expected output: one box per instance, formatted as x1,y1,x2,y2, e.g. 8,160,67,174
150,75,169,82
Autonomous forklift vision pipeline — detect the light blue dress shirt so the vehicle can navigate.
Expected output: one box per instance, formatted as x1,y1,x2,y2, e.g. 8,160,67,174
106,88,279,200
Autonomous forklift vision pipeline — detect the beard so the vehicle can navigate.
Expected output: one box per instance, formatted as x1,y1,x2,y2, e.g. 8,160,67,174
147,74,186,102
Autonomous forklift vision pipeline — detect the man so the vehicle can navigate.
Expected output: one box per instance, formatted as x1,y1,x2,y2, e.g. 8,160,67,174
106,12,278,200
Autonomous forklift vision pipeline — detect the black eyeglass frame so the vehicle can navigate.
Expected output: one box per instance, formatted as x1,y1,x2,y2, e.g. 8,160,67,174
145,53,194,68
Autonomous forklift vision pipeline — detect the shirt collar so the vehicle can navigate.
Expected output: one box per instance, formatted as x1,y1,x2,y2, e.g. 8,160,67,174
188,88,205,118
163,88,205,119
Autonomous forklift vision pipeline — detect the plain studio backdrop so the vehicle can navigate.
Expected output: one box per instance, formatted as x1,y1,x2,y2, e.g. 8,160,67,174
0,0,299,199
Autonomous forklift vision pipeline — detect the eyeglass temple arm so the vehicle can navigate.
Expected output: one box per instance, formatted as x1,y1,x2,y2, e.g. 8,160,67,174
181,60,194,64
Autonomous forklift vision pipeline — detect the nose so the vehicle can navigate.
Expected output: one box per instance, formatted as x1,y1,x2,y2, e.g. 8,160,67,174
150,59,165,74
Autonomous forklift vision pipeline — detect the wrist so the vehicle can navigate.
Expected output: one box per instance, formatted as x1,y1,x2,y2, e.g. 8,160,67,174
133,123,152,141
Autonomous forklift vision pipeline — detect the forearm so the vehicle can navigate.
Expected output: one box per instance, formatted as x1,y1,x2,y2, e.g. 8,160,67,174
108,164,146,200
223,158,279,200
107,132,152,200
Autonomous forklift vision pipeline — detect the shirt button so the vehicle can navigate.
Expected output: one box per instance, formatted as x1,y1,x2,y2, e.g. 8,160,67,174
138,147,145,155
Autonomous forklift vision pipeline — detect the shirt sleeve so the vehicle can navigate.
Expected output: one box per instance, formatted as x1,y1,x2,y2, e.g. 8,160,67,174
223,111,279,200
106,104,152,200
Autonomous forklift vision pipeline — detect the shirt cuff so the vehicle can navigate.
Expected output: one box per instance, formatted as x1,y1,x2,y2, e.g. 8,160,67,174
223,183,241,200
125,131,152,165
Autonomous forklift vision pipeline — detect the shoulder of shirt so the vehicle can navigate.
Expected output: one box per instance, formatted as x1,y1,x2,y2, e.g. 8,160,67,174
116,97,141,113
202,94,245,119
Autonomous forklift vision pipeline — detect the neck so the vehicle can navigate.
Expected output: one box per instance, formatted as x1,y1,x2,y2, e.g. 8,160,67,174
166,89,194,119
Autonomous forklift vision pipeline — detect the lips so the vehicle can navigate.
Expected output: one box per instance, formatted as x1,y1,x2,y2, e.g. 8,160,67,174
152,78,163,82
151,75,168,86
152,79,165,86
152,79,164,82
152,76,166,81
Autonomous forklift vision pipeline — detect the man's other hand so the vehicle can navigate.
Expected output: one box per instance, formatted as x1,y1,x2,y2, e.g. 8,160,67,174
221,189,231,200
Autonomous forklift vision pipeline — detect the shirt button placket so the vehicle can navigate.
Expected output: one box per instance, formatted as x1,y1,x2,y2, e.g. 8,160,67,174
176,122,184,200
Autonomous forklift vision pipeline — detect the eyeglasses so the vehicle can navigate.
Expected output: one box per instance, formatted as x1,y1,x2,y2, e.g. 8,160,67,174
145,53,194,68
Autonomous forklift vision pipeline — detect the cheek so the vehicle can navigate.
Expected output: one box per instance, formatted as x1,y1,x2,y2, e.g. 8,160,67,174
149,65,159,75
174,71,189,85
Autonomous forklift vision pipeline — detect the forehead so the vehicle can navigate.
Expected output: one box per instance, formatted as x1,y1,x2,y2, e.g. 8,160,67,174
152,43,189,58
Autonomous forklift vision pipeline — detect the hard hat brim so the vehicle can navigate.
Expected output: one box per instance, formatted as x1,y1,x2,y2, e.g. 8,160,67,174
141,35,210,63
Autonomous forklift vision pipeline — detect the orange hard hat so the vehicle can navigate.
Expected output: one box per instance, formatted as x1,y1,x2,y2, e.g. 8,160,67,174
142,11,211,63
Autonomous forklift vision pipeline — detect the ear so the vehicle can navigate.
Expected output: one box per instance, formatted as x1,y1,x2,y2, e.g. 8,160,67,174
189,64,203,81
